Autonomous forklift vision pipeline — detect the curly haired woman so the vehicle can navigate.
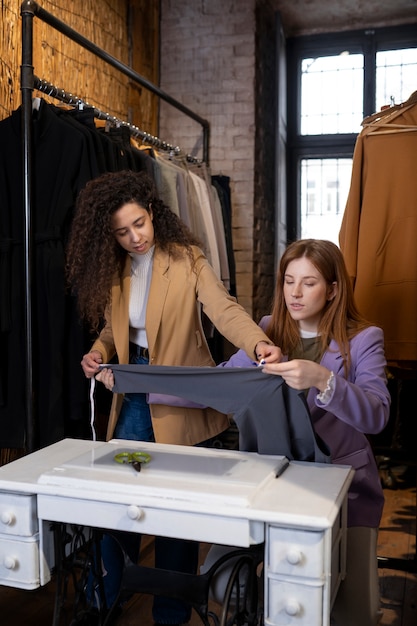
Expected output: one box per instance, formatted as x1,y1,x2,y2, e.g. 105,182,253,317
66,169,280,624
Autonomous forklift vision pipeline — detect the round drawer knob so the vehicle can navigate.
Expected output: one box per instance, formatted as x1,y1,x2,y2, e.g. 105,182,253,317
285,599,301,616
3,556,17,570
0,511,15,526
126,505,143,520
286,548,302,565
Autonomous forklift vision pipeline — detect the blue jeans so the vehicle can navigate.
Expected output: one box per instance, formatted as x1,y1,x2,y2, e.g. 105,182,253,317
96,354,198,623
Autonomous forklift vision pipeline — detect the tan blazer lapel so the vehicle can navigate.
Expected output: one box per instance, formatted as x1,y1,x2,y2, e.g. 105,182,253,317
146,247,170,352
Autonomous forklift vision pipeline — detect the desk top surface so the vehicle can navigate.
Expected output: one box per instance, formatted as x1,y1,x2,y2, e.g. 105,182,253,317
0,439,354,529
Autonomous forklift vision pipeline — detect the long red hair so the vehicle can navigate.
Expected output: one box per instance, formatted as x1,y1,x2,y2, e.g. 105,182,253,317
265,239,370,372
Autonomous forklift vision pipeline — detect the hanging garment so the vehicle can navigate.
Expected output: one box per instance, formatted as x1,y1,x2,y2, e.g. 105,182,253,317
153,154,182,217
50,105,103,177
188,171,221,279
189,162,230,289
339,92,417,363
0,99,95,447
210,182,230,290
108,364,331,463
212,175,236,296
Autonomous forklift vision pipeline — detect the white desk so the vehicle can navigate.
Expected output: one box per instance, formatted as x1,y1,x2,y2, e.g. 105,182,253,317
0,438,353,625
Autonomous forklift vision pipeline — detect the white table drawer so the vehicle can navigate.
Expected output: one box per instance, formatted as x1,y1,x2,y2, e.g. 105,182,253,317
0,493,37,536
0,534,40,589
37,495,263,546
268,526,324,578
265,576,323,625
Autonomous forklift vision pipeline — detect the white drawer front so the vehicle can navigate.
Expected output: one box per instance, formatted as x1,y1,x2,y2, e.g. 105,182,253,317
265,576,323,625
268,526,324,578
0,534,40,589
37,495,262,546
0,493,37,537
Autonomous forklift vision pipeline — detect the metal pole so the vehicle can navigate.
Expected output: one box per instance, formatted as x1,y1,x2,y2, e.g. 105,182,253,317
20,0,36,453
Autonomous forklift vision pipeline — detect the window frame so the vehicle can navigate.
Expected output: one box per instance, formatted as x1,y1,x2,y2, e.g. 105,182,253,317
286,24,417,241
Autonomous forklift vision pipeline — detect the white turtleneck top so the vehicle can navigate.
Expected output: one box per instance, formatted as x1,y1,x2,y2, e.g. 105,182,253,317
128,246,155,348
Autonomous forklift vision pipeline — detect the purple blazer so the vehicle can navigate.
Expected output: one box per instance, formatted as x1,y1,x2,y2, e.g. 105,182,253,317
220,317,390,528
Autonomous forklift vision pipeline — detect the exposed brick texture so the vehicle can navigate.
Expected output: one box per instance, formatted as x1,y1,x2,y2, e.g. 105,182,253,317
160,0,277,317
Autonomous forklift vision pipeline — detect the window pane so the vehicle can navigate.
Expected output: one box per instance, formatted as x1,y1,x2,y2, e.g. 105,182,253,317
376,48,417,110
301,54,363,135
301,158,352,245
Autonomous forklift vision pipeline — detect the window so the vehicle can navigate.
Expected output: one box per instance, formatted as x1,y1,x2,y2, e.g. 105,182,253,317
287,25,417,246
376,48,417,110
300,158,353,242
301,54,364,135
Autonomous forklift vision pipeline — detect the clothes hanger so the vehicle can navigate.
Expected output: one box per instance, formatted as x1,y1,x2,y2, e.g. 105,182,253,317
361,90,417,135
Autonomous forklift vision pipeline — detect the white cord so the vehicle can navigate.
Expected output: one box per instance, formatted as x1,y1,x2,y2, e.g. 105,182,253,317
89,377,97,441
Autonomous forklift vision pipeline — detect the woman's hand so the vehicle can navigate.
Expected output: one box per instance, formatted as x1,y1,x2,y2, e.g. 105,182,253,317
262,359,331,391
255,341,283,364
95,367,115,391
81,350,103,378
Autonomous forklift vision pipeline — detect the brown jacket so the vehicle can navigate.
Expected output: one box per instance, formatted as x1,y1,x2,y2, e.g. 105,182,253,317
339,95,417,363
92,245,273,444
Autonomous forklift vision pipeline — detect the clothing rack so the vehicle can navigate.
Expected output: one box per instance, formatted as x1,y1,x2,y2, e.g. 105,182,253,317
34,77,204,164
20,0,211,453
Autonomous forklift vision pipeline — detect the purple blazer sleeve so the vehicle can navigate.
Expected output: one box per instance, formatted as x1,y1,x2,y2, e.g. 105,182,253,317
313,326,390,434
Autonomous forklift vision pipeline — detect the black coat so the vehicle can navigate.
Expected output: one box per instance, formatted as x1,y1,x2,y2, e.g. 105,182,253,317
0,101,93,447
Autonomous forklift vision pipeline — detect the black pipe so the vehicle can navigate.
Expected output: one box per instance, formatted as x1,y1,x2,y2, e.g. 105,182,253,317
20,0,36,453
33,76,205,160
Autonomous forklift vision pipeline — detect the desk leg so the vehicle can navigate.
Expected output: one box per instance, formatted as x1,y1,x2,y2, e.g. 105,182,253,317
51,524,108,625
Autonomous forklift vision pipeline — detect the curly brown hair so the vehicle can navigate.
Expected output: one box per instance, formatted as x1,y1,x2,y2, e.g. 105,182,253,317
66,169,202,332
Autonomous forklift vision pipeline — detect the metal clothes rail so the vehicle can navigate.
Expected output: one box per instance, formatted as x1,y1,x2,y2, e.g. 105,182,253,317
20,0,210,452
34,77,204,163
35,76,181,154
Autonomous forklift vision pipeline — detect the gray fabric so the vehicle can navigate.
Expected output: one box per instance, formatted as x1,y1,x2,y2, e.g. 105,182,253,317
109,364,331,463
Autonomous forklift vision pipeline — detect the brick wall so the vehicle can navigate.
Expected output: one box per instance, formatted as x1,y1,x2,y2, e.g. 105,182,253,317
159,0,259,314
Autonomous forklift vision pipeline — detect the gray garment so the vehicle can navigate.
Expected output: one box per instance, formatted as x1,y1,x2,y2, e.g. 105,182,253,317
109,364,331,463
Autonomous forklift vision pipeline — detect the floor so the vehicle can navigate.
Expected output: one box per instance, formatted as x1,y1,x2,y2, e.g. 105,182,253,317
376,463,416,626
0,464,415,626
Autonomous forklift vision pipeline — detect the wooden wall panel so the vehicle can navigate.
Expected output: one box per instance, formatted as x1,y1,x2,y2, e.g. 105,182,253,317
0,0,159,136
1,2,21,118
128,0,160,134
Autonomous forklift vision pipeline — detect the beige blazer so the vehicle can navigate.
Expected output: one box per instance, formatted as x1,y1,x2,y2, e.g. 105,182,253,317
92,245,273,445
